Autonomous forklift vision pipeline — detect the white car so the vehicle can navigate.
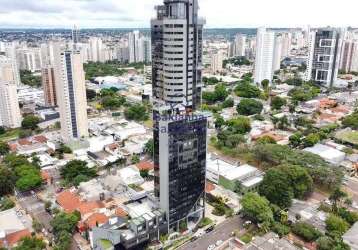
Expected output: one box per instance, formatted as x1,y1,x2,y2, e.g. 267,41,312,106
216,240,223,246
207,245,216,250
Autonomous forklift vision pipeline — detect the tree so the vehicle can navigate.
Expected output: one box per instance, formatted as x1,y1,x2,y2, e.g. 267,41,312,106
271,96,287,110
329,188,348,212
140,169,149,178
202,84,229,104
292,222,322,241
0,197,15,211
237,99,263,116
0,141,9,156
256,136,276,145
326,214,350,236
226,116,251,134
342,111,358,129
86,89,97,100
32,219,43,233
241,192,273,224
0,126,5,135
101,96,126,109
131,155,140,164
60,160,97,187
21,115,41,130
20,70,42,87
214,115,225,129
13,236,46,250
51,212,80,236
303,133,321,147
144,139,154,157
289,132,303,147
259,168,294,208
124,104,149,121
279,164,313,199
222,98,234,108
15,167,43,191
235,81,261,98
261,79,270,92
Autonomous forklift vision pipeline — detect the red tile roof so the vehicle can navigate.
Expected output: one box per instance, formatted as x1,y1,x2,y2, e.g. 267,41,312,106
56,190,81,213
115,207,128,217
17,139,32,146
78,201,105,216
0,229,32,247
136,161,154,171
84,213,108,229
33,135,48,143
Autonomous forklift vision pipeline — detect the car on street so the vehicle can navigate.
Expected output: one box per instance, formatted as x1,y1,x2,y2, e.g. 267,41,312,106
205,225,215,233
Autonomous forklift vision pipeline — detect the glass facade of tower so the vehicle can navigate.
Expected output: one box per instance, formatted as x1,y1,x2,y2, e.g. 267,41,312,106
151,0,207,229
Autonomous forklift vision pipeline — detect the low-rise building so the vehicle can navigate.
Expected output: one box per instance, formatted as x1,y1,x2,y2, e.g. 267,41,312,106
304,143,346,165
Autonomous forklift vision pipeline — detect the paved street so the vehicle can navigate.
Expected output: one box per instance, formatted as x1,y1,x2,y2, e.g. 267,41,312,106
17,191,54,239
178,216,244,250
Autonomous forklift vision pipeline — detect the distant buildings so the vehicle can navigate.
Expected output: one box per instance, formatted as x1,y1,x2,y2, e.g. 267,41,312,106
128,30,151,63
304,28,343,87
89,37,104,63
16,48,43,72
211,50,225,73
54,49,88,142
233,34,246,57
340,38,358,73
41,66,57,107
0,55,22,128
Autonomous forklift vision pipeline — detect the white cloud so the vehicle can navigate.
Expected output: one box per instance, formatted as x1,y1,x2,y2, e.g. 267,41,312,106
0,0,357,28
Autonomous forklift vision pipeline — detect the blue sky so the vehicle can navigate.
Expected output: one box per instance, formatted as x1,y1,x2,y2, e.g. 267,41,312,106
0,0,357,29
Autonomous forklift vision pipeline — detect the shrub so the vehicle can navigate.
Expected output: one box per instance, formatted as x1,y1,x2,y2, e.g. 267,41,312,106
291,222,322,241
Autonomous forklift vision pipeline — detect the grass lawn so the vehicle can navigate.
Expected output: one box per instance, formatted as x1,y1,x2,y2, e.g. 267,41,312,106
240,233,253,244
198,217,213,228
0,128,21,142
335,130,358,146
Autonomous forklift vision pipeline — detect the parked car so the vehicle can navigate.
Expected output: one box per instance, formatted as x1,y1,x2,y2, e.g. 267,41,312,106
205,225,215,233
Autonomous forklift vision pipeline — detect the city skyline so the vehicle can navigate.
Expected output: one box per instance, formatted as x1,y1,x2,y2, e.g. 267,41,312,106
1,0,358,29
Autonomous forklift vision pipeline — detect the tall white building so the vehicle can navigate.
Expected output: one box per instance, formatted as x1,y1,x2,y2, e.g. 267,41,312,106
16,48,43,72
89,37,103,62
233,34,246,57
54,49,88,142
128,30,140,63
211,51,225,73
273,35,283,71
254,27,276,84
281,32,292,58
0,56,22,128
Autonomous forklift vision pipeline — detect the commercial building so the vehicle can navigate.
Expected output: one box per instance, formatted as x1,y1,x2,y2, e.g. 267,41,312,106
0,55,22,128
304,28,343,87
151,0,207,231
54,48,88,142
41,66,57,106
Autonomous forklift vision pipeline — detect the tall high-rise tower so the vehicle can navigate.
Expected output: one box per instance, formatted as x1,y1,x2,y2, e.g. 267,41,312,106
42,66,57,107
0,55,22,128
54,49,88,142
254,27,276,84
304,28,343,87
151,0,207,231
